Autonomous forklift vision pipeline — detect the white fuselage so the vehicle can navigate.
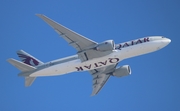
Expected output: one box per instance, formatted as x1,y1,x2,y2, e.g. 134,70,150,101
21,36,171,77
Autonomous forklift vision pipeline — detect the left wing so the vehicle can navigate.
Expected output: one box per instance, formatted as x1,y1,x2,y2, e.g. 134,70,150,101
37,14,113,62
36,14,97,52
90,64,117,96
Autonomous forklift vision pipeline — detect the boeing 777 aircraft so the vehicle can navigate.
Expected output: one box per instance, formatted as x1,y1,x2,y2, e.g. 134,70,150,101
7,14,171,96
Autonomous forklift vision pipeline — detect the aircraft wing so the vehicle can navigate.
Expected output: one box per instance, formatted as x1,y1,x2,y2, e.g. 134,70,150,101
90,64,117,96
37,14,113,61
36,14,97,52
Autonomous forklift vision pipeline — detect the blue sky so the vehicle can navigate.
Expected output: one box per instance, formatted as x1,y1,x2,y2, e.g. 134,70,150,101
0,0,179,111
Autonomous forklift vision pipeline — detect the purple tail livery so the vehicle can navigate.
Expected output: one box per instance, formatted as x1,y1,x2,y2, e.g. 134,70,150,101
17,50,43,67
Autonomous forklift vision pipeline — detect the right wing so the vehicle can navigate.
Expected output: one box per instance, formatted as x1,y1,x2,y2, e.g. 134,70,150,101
91,71,111,96
90,64,118,96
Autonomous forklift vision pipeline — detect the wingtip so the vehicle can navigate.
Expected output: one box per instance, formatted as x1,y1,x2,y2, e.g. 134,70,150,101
91,93,97,96
16,49,23,53
91,94,95,97
7,58,15,63
36,14,44,17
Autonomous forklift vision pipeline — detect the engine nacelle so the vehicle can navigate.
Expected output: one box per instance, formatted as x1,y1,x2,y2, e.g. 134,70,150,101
113,65,131,77
95,40,115,51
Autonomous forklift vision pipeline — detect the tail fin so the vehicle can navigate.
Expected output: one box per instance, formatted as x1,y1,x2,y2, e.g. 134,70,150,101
7,58,36,86
17,50,43,67
25,77,36,87
8,50,43,86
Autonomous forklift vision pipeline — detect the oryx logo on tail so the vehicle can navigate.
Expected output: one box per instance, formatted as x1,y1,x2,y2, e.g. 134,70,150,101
17,50,43,67
17,53,39,66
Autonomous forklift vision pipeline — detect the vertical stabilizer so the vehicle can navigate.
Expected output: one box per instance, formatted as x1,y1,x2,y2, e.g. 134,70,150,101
25,77,36,87
17,50,44,67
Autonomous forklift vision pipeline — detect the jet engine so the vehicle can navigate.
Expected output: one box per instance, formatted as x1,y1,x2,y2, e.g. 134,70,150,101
95,40,115,51
113,65,131,77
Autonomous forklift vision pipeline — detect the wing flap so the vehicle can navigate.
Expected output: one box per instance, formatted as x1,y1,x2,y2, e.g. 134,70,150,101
77,49,112,61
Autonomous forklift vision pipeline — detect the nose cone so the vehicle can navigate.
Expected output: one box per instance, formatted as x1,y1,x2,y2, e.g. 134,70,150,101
163,38,171,47
160,38,171,49
163,38,171,45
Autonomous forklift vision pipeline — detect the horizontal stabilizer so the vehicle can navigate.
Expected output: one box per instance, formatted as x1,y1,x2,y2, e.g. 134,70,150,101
25,77,36,87
7,58,36,72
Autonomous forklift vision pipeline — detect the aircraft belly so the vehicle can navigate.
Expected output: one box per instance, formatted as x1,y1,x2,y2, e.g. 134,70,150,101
71,51,122,71
30,51,122,77
30,61,78,77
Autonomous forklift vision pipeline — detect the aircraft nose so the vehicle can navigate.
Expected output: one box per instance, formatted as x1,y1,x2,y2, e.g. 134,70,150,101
159,38,171,49
163,38,171,44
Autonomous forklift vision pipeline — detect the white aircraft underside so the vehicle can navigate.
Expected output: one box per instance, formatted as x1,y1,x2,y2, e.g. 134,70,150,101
7,14,171,96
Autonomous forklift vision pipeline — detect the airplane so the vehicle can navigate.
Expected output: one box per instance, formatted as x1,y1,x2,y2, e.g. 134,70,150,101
7,14,171,96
